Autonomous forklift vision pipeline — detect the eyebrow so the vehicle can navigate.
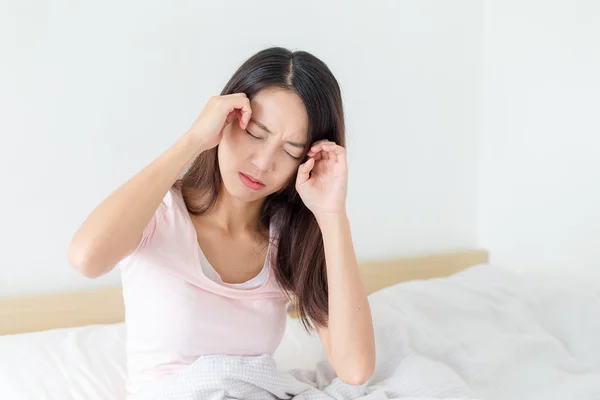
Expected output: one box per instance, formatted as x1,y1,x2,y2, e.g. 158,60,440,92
250,118,306,149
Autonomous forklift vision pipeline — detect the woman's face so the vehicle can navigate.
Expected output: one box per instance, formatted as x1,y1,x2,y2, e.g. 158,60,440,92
218,87,309,203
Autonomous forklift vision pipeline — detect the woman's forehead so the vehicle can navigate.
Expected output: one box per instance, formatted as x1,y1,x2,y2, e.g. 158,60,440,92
250,88,308,140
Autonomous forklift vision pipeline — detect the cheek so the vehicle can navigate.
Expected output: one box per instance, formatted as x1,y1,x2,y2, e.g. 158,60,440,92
219,125,245,166
271,162,299,191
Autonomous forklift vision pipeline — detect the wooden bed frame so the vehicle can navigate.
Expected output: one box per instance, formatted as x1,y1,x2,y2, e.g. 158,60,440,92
0,249,488,336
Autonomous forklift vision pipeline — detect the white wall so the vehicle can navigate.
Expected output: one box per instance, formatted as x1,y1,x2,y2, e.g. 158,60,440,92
0,1,483,297
478,0,600,280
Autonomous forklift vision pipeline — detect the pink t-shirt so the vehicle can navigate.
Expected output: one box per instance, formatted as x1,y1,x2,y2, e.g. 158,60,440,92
119,189,289,397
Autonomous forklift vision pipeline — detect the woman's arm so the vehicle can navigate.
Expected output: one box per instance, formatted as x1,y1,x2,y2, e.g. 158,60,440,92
316,213,375,385
295,140,375,385
68,131,204,278
68,94,252,278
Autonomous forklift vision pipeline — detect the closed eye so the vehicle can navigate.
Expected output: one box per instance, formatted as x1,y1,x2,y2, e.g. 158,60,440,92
247,129,302,160
286,151,302,161
245,129,261,139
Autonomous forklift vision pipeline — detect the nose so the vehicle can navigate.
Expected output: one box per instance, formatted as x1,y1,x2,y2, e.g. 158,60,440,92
251,144,277,173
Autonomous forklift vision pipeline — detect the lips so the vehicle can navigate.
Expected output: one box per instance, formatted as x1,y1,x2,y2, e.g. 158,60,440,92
239,172,265,190
243,173,264,185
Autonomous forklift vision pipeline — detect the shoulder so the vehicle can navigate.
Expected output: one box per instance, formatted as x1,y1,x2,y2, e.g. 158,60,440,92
154,187,188,221
121,187,191,262
162,186,185,208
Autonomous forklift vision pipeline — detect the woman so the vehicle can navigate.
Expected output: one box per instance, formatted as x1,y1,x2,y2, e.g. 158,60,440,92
68,47,375,397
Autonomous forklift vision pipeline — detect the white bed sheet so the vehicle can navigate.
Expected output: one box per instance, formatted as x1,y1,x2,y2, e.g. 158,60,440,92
0,321,126,399
1,264,599,400
0,313,325,400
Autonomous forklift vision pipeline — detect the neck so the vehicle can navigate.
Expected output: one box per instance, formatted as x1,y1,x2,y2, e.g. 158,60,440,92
207,186,265,234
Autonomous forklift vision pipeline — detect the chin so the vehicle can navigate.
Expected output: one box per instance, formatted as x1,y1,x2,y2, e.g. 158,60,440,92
232,189,264,203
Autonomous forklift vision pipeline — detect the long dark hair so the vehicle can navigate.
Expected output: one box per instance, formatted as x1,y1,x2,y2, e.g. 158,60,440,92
177,47,345,329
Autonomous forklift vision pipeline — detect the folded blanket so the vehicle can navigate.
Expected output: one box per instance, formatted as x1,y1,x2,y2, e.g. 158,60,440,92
132,354,387,400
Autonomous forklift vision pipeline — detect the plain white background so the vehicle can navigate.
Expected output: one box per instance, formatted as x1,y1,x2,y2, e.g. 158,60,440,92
478,0,600,281
0,0,482,296
1,0,597,297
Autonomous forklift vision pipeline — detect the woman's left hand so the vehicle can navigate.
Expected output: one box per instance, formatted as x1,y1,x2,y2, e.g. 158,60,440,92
296,140,348,221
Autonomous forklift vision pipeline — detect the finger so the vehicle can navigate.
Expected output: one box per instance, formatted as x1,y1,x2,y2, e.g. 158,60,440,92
234,109,244,126
240,98,252,129
326,143,346,157
310,151,323,162
296,157,315,186
307,140,330,151
224,94,252,130
320,148,330,161
308,140,333,155
326,144,347,165
322,143,338,163
226,111,237,125
311,139,332,147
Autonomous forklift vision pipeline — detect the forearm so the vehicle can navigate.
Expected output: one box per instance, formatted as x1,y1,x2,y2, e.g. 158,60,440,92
318,213,375,380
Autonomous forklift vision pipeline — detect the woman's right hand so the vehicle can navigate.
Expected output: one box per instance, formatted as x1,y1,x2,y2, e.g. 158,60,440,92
187,93,253,152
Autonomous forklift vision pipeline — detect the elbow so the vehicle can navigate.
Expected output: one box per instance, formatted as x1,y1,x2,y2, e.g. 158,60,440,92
338,367,374,386
336,358,375,386
67,241,106,279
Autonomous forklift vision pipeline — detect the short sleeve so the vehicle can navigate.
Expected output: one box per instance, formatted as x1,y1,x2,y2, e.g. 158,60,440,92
137,211,158,250
129,189,173,255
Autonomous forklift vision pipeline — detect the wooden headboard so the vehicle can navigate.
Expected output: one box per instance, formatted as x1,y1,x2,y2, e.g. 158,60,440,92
0,249,488,336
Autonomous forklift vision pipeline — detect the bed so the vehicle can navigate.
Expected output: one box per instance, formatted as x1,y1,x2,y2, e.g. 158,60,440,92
1,249,599,400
